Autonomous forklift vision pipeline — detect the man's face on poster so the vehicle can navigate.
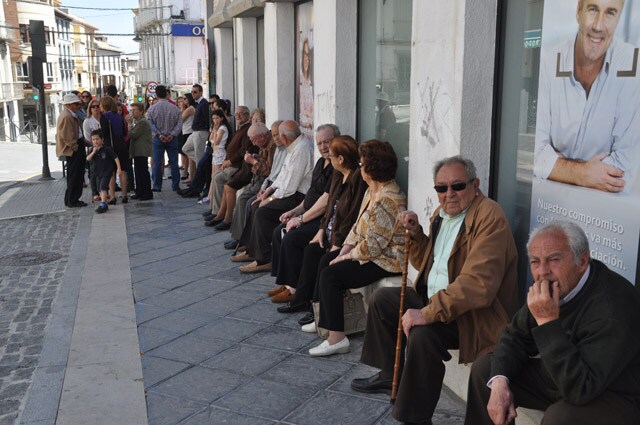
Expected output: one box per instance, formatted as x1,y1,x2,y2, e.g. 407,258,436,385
575,0,624,63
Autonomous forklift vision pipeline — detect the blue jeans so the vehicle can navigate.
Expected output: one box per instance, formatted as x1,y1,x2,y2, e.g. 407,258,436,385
151,136,180,190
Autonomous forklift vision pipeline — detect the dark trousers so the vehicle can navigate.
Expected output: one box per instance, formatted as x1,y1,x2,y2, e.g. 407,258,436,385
292,242,331,305
191,145,212,194
64,146,86,206
246,193,305,264
133,156,152,199
88,159,98,196
317,258,398,332
271,219,321,286
126,158,135,192
360,287,459,423
465,354,640,425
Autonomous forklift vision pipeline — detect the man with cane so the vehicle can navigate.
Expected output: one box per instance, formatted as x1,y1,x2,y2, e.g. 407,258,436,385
351,156,519,424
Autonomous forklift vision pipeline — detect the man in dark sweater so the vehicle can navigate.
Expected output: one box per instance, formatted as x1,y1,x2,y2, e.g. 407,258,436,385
465,221,640,425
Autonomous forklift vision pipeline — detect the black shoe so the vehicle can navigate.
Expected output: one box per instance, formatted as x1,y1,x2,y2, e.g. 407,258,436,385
224,239,239,250
137,195,153,201
214,221,231,231
204,218,223,227
277,301,309,314
176,188,187,195
181,190,199,198
202,209,213,217
121,196,128,204
108,198,117,205
203,213,215,221
152,188,161,192
95,204,108,214
76,200,87,207
298,311,315,326
351,373,393,394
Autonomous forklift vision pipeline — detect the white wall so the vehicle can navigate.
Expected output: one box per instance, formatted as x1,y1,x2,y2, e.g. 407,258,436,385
313,0,357,137
408,0,497,223
173,36,207,85
213,28,234,101
233,17,258,109
263,2,294,125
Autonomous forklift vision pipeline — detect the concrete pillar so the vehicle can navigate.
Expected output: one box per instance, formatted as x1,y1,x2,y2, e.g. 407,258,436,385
263,2,294,125
313,0,357,136
407,0,498,220
213,28,234,101
233,17,258,109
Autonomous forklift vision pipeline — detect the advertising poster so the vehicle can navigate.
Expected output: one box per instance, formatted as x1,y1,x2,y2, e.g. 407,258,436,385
530,0,640,283
296,2,314,139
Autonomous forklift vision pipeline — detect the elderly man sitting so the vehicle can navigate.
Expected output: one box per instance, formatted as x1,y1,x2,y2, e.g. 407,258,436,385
351,156,519,425
465,221,640,425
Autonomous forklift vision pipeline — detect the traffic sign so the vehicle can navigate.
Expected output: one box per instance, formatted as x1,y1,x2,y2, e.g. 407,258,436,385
147,81,158,93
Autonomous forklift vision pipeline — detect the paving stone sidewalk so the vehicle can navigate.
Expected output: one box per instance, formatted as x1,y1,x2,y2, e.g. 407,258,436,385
0,212,79,425
126,190,466,425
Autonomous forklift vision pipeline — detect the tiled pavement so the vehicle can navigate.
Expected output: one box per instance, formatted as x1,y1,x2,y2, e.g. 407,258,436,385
126,190,466,425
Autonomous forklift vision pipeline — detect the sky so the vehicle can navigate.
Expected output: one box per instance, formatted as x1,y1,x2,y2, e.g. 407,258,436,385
59,1,140,56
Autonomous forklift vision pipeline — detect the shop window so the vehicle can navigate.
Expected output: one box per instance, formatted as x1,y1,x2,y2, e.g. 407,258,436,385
358,0,413,192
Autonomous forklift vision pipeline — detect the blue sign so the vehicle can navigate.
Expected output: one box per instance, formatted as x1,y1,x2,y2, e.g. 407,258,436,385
171,24,205,37
523,29,541,49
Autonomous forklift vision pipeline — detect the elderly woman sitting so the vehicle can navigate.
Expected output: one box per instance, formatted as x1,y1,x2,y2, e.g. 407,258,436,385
308,140,407,356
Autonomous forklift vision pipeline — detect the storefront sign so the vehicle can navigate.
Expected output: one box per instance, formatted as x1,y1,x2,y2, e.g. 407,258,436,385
171,24,205,37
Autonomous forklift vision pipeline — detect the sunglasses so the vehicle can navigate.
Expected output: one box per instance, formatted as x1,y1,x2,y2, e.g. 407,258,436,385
434,179,475,193
82,95,91,98
91,105,100,109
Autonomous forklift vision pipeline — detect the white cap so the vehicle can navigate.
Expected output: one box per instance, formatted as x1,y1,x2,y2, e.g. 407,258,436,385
61,93,81,105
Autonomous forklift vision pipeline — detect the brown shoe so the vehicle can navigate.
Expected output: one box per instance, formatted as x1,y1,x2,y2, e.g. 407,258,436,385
267,285,287,297
270,289,294,303
239,261,272,273
231,252,254,263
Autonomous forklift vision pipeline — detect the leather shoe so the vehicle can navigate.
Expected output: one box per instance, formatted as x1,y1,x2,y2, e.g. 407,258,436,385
214,221,231,231
203,213,215,221
224,239,239,250
301,321,317,333
230,252,253,262
204,218,223,227
351,372,393,394
270,289,293,303
298,311,315,326
309,337,350,357
181,190,199,198
267,285,287,297
202,209,214,217
239,261,271,273
277,301,309,314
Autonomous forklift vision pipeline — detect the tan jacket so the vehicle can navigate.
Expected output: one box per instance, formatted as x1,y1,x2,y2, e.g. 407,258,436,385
55,107,80,157
410,193,519,363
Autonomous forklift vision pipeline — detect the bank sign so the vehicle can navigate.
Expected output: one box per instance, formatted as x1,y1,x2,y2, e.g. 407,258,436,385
171,24,205,37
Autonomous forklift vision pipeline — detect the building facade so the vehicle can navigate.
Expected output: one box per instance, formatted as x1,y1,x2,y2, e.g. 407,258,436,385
135,0,208,96
208,0,640,297
0,0,25,141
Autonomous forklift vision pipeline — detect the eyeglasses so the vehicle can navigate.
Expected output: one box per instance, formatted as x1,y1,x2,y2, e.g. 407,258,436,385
433,179,475,193
81,95,91,98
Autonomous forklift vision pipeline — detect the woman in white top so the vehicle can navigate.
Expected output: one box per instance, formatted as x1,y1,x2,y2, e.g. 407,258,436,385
180,93,196,182
83,98,102,202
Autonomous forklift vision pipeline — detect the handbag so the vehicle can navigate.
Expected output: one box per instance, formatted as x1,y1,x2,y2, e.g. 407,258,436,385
313,289,367,339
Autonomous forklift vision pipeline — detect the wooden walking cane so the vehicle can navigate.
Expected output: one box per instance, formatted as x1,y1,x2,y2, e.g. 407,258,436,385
391,229,411,404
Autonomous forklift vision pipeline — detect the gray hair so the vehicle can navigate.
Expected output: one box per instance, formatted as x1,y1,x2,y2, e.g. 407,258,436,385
433,155,477,181
236,105,250,115
248,122,270,138
316,124,341,138
527,221,590,265
279,120,301,140
271,120,284,130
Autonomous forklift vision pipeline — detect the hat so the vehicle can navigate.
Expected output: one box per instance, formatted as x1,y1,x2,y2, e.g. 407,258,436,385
61,93,81,105
376,92,389,102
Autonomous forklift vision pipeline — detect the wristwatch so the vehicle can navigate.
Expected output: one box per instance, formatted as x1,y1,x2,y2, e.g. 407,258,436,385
297,214,304,225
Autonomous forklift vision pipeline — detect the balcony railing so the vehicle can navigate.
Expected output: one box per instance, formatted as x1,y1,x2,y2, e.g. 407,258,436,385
134,8,164,32
0,83,25,102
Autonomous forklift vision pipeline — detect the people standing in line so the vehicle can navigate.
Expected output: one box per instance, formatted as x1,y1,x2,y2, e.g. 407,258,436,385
56,94,87,208
86,129,123,214
146,85,182,192
99,97,129,204
182,84,210,184
128,102,154,201
83,98,102,202
179,93,196,181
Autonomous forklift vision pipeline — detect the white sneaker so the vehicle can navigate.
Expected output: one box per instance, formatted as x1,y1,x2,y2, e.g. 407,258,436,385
301,322,317,333
309,337,350,357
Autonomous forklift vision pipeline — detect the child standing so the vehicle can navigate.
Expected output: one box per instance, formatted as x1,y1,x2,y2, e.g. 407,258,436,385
87,129,123,214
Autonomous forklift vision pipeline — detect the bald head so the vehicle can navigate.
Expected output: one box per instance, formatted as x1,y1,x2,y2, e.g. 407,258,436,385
278,120,301,146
